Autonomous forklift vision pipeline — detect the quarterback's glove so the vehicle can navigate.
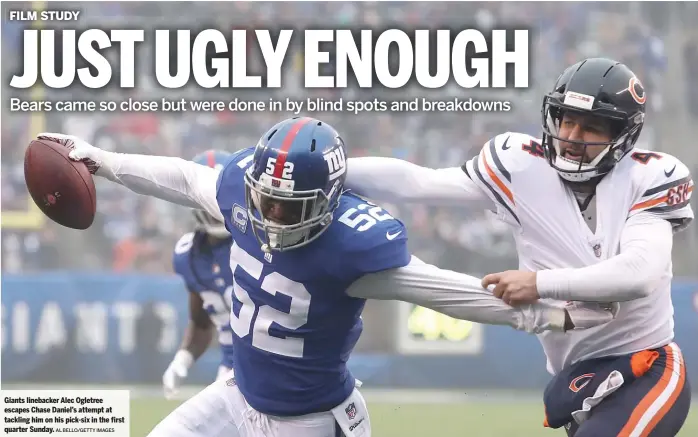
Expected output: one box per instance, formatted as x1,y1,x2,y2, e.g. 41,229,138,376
162,350,195,400
563,302,620,331
37,133,107,176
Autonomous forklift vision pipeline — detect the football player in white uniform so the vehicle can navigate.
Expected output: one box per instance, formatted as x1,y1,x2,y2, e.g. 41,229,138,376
345,58,693,436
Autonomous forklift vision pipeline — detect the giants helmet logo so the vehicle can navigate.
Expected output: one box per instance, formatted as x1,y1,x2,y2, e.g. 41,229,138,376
324,147,346,181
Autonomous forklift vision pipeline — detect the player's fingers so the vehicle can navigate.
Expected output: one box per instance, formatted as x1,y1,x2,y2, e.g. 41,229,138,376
507,294,523,306
68,150,85,161
482,273,500,289
39,133,77,151
38,132,73,140
508,292,529,307
492,282,507,299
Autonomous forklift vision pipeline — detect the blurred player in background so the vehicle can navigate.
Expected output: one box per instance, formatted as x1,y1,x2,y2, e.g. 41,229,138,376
163,150,235,400
44,116,616,437
346,57,693,436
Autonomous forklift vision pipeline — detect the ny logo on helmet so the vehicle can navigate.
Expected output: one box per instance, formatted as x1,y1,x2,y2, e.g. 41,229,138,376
324,147,346,181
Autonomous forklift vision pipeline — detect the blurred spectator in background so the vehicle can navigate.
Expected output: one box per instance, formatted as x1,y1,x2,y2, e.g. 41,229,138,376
684,32,698,119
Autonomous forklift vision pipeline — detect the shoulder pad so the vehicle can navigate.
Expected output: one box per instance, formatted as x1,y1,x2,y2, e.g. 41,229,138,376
172,232,195,275
627,150,694,231
326,193,411,282
334,194,407,245
461,132,543,225
228,147,256,168
216,147,255,214
171,232,205,290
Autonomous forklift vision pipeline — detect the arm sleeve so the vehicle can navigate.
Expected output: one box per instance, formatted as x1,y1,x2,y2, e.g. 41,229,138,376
346,157,493,209
346,256,567,334
537,212,673,302
460,133,524,225
628,158,694,232
98,151,223,221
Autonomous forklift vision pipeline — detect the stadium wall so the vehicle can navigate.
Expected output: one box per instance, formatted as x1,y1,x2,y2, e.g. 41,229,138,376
2,273,697,391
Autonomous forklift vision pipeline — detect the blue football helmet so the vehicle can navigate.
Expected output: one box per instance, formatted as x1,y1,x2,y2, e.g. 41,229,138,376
244,117,347,252
192,149,233,238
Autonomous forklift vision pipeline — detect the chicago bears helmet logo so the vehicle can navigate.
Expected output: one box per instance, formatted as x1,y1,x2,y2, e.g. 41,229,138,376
617,77,646,105
569,373,595,393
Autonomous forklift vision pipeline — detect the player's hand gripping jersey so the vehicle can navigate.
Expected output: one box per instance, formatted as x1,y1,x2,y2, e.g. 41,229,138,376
346,130,693,372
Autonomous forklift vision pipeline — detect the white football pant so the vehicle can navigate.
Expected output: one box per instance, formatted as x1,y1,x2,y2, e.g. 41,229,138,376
216,365,232,381
146,368,371,437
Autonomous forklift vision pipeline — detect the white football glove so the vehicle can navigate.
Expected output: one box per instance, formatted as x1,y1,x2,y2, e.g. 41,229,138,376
37,133,107,176
162,350,194,400
564,301,620,330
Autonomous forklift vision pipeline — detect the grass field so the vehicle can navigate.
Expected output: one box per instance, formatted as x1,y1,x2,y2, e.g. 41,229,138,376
129,389,698,437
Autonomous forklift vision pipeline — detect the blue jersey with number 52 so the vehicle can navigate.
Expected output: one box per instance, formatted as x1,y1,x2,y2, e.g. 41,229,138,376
216,147,411,416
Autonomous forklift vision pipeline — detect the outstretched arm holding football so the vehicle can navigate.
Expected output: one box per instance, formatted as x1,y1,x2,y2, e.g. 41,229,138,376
39,133,224,221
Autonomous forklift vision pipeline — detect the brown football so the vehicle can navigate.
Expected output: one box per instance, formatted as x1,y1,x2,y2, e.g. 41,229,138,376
24,137,97,230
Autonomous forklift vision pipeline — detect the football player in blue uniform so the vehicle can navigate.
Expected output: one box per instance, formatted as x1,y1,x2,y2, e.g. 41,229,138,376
163,150,236,400
45,117,616,437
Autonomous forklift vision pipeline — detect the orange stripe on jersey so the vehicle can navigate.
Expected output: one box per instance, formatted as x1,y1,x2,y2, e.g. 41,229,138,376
630,196,668,211
481,154,514,204
630,185,694,211
618,344,686,437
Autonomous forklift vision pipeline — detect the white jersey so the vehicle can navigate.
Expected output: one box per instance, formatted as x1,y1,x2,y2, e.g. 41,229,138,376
462,132,694,373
